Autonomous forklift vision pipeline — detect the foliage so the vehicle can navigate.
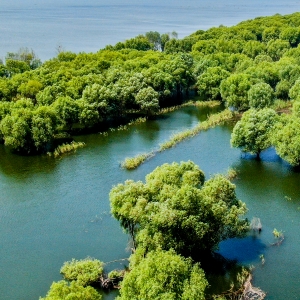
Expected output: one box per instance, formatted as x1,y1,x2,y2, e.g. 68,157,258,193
272,114,300,166
267,39,290,61
135,86,159,115
0,107,33,152
248,82,274,109
60,258,104,286
2,13,300,154
117,249,207,300
220,74,254,110
275,80,291,99
110,161,248,256
107,270,125,279
231,108,278,156
289,79,300,100
50,141,86,158
197,67,230,100
39,281,102,300
121,152,154,170
52,96,80,129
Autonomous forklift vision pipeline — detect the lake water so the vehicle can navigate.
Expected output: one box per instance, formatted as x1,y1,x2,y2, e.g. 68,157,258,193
1,101,300,299
2,1,300,299
1,0,300,61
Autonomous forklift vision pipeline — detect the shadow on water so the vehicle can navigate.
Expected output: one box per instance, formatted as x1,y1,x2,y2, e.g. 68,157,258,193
199,235,266,296
241,147,281,163
199,253,246,296
218,235,266,262
0,145,57,178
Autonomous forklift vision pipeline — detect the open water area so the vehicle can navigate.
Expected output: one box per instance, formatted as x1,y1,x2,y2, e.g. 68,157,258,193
1,103,300,299
0,0,300,61
1,1,300,299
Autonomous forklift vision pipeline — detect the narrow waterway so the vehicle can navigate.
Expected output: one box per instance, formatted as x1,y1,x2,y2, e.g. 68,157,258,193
0,104,300,299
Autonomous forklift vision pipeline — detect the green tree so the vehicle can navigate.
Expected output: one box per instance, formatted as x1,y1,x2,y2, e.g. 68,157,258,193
36,85,65,106
18,79,43,100
160,33,170,51
123,35,152,51
242,41,266,58
0,101,11,122
164,38,193,54
266,39,290,61
60,258,104,286
272,114,300,166
118,249,207,300
275,80,291,99
245,62,279,88
52,96,80,130
57,51,77,62
220,73,254,110
197,67,230,100
31,106,57,150
5,59,30,76
6,47,42,69
231,108,278,157
0,107,33,152
145,31,161,50
39,281,101,300
280,27,300,47
289,79,300,100
262,27,280,42
134,86,159,115
248,82,274,109
110,161,248,256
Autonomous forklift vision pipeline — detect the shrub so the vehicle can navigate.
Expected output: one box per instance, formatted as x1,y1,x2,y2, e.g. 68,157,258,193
60,258,104,286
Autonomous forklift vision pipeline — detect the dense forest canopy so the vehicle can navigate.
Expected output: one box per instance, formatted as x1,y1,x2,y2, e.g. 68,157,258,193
34,12,300,299
1,12,300,164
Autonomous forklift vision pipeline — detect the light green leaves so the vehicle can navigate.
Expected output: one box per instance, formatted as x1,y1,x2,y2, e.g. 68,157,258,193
231,108,278,156
118,249,207,300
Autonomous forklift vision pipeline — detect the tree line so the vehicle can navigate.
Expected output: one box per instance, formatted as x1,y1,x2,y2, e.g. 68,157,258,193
35,11,300,299
1,13,300,162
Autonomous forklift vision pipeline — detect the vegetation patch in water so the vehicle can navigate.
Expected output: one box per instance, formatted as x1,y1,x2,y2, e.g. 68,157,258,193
48,141,86,158
226,167,238,181
156,100,221,115
121,109,233,170
159,109,234,151
121,152,154,170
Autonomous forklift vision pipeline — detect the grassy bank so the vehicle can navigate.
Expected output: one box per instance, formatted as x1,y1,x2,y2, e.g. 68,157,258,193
121,152,154,169
121,108,234,170
156,100,221,115
159,109,234,151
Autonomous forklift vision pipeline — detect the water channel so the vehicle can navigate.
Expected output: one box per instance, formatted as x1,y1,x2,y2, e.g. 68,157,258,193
1,103,300,299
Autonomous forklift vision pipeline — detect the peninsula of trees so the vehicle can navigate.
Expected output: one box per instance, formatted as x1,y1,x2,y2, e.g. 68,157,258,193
35,12,300,299
1,12,300,165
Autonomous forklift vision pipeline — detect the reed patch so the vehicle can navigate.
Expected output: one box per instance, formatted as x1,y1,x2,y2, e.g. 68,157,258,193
48,141,86,158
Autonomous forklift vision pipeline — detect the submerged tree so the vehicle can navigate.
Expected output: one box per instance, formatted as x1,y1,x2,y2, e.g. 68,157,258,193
118,249,207,300
231,108,278,158
272,114,300,166
39,281,102,300
110,161,248,257
60,258,104,287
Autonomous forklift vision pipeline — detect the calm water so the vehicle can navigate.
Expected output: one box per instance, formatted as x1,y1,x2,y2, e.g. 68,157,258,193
1,0,300,60
1,1,300,299
1,102,300,299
